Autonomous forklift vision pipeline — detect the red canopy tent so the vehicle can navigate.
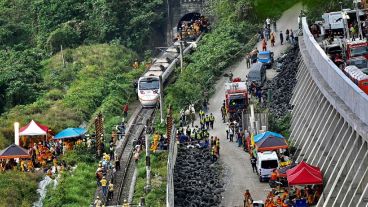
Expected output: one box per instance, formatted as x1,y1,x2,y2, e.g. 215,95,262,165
287,167,323,185
19,120,49,136
0,144,31,159
19,120,50,147
286,161,322,178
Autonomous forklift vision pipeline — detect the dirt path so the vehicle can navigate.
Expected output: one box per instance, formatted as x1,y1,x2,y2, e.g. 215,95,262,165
193,3,303,207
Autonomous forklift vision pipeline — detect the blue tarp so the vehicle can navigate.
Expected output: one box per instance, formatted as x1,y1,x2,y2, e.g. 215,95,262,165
54,128,86,139
254,131,284,143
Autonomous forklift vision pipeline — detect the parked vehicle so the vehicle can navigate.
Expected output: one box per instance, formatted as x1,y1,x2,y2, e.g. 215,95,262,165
247,63,267,88
257,51,274,68
225,78,248,122
256,151,279,182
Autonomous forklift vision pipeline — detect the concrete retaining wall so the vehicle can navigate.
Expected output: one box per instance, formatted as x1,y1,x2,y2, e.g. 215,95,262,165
289,18,368,207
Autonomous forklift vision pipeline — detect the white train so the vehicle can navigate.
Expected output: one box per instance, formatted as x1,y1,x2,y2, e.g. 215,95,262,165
138,39,200,107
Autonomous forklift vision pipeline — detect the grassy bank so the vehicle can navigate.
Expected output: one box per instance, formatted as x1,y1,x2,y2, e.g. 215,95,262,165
43,149,97,207
0,171,43,207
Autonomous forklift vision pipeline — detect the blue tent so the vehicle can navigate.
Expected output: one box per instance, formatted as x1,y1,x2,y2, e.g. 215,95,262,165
254,131,284,143
54,128,86,139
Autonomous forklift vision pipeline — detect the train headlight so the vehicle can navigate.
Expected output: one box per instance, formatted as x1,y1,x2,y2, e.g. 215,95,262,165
140,90,145,94
153,90,158,94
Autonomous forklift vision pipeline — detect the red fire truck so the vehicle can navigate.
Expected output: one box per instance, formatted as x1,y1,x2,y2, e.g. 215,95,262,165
225,78,248,122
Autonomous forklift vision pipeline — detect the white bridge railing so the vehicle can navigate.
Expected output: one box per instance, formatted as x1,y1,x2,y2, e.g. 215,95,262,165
302,17,368,125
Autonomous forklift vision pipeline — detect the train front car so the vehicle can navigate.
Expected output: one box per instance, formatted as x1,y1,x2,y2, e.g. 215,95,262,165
138,76,160,107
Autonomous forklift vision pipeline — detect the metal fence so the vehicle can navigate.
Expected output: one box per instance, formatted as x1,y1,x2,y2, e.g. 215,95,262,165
166,126,177,207
301,17,368,126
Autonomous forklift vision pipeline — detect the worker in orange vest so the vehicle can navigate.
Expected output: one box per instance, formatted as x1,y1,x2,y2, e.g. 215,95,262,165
270,170,277,181
276,196,282,206
281,189,289,200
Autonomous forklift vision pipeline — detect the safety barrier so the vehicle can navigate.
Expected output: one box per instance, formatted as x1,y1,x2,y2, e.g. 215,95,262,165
166,126,177,207
301,17,368,126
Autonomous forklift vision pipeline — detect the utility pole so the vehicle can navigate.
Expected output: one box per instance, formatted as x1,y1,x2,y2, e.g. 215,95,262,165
144,126,151,193
159,75,164,123
179,41,184,73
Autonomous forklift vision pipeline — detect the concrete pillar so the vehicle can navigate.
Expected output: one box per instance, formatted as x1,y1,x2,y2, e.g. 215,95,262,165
356,182,368,207
291,79,317,150
318,121,347,170
290,68,311,129
289,75,315,145
335,138,366,206
328,136,363,206
322,124,356,178
342,148,368,206
290,63,307,107
295,91,323,162
301,94,329,163
309,109,341,166
349,152,368,207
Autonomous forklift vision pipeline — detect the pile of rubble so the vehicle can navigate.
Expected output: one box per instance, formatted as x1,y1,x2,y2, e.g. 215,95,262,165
263,46,301,118
174,145,223,207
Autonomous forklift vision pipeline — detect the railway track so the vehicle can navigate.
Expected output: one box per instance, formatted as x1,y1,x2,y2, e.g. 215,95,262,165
107,108,154,206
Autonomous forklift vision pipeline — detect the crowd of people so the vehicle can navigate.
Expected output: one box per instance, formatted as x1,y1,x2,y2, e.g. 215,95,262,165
0,136,89,176
176,108,220,163
262,185,322,207
174,15,210,41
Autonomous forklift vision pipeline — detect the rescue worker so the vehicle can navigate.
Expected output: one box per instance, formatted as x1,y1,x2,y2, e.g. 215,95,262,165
200,117,205,130
100,176,108,197
270,170,278,182
193,126,199,140
209,113,215,129
250,156,257,173
211,146,216,162
108,182,114,200
262,38,267,51
205,115,210,129
221,105,226,123
199,109,205,120
243,189,253,207
94,196,102,207
210,136,215,147
281,189,288,200
215,137,220,157
245,53,251,68
186,126,191,138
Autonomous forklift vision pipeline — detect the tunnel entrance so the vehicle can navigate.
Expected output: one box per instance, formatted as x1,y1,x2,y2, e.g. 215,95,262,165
177,12,201,32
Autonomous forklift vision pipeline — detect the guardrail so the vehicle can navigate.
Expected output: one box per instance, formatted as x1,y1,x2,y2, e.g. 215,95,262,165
166,126,177,207
301,17,368,125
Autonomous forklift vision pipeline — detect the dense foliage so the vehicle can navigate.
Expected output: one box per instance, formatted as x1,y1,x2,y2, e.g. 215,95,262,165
165,0,258,111
0,171,43,207
0,0,165,118
43,149,97,207
0,44,145,148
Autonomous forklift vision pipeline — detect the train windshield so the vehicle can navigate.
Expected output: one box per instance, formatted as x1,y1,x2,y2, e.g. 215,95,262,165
350,46,368,57
139,79,159,90
349,59,368,69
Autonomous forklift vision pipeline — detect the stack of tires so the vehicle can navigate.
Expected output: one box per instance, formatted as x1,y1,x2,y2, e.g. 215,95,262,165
263,46,300,118
174,145,224,207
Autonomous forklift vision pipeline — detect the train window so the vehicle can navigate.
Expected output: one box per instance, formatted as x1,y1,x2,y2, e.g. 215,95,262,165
350,47,368,57
139,79,159,90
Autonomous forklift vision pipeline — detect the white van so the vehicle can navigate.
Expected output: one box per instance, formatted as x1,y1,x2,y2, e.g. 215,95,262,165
256,151,279,182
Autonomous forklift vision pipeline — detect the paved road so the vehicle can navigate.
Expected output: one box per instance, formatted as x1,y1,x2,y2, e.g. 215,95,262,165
196,3,303,207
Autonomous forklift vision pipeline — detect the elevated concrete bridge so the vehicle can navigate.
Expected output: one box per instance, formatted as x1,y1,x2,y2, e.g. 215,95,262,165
290,17,368,207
